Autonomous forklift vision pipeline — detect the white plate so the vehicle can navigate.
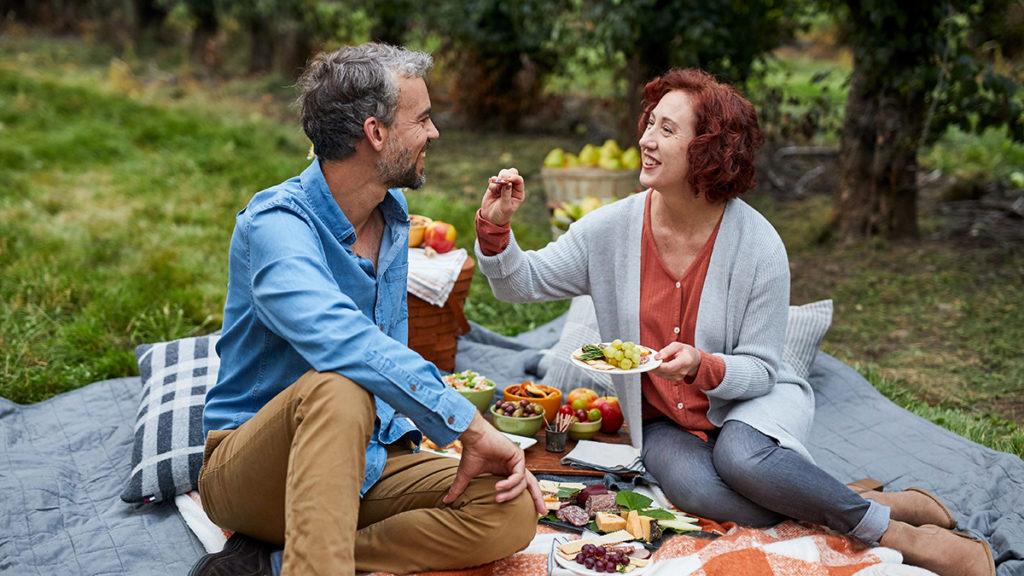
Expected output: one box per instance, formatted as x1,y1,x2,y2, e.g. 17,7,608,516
571,344,662,375
421,432,536,459
501,432,538,451
553,542,649,576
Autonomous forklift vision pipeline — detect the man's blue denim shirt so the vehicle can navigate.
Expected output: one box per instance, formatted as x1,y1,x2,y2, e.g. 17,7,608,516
204,160,476,496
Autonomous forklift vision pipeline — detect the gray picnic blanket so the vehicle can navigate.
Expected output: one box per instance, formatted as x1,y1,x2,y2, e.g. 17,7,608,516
1,316,1021,575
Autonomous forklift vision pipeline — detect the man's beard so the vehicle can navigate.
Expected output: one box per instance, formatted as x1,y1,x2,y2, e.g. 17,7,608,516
377,137,426,190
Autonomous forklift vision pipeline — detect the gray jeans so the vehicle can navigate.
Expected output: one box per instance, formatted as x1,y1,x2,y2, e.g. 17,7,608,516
641,418,889,544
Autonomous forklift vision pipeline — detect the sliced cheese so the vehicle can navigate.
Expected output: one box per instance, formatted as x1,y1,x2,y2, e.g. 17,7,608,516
625,510,642,540
538,480,585,494
595,511,627,533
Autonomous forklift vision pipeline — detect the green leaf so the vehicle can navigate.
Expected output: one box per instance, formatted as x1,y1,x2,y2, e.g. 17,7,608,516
556,486,580,499
615,490,653,511
639,508,675,520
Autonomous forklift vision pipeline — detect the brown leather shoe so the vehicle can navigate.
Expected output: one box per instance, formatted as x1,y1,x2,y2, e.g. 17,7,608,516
861,487,957,529
881,522,995,576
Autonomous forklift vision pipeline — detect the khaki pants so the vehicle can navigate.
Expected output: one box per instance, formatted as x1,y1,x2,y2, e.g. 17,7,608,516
198,370,537,575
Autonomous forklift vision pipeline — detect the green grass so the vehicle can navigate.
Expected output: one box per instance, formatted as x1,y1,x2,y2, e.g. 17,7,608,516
751,193,1024,424
0,48,576,401
1,35,1021,459
0,65,310,401
864,365,1024,457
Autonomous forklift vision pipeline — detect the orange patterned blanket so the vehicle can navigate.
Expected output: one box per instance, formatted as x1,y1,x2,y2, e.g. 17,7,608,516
365,520,904,576
181,492,905,575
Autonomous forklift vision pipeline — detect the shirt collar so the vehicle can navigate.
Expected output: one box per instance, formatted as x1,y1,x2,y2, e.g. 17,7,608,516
298,159,410,247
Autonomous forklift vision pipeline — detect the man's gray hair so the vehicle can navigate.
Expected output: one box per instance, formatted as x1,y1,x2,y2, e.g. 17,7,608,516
297,43,433,162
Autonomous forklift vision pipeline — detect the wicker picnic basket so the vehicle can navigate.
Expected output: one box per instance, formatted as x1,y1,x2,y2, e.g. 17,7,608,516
407,256,475,373
540,167,642,205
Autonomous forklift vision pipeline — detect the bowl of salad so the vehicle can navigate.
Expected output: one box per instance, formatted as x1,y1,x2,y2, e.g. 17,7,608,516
443,370,496,413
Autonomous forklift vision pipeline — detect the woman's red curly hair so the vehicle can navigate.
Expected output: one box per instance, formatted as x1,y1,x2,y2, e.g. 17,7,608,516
637,68,764,203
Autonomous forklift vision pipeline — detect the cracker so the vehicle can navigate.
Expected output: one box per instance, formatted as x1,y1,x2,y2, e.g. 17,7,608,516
556,530,634,555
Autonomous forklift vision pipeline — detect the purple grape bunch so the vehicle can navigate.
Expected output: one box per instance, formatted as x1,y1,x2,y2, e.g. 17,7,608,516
574,543,629,573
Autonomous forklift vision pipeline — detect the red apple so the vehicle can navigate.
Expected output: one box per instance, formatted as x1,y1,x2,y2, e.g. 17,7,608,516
566,387,598,409
591,396,624,434
422,221,457,253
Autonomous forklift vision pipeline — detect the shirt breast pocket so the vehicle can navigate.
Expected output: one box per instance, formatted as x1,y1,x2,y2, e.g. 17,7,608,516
378,262,408,331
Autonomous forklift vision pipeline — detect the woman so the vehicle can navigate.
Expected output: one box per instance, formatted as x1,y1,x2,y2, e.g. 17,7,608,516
474,68,993,576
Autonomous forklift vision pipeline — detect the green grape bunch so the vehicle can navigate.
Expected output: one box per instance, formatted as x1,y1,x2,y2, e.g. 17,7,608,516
601,339,649,370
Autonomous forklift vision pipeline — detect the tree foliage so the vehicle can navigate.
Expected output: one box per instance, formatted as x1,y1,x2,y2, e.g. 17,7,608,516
824,0,1022,240
417,0,571,131
577,0,808,142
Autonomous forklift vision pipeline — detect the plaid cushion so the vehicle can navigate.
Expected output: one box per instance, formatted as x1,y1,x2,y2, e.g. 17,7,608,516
121,334,220,504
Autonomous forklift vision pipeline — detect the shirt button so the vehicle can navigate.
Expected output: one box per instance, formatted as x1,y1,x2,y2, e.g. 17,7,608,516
410,384,417,391
676,402,684,409
673,327,680,334
448,416,455,425
675,282,681,289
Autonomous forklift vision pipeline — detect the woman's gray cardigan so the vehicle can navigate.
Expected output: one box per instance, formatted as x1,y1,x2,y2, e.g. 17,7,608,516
475,191,815,461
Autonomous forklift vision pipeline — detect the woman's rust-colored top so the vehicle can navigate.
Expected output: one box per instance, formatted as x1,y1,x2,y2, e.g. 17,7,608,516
475,195,726,440
639,193,725,441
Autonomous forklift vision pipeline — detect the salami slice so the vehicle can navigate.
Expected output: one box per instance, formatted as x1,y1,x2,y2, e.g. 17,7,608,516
556,504,590,527
585,492,619,516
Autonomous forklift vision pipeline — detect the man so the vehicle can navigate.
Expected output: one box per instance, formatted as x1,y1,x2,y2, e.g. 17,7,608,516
190,43,545,576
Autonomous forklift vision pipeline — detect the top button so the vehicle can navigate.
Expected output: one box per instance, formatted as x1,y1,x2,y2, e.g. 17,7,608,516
675,282,681,288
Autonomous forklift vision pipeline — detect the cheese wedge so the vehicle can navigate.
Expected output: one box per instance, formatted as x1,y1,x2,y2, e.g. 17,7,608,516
638,515,653,542
595,511,627,533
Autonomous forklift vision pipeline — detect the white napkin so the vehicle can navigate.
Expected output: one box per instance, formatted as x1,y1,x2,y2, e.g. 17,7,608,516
560,440,646,474
174,492,228,553
407,247,469,307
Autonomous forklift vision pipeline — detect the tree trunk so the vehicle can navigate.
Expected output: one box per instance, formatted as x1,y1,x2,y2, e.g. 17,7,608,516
133,0,166,32
0,0,28,22
834,60,924,240
618,44,671,147
276,22,318,79
449,49,530,131
187,0,219,72
247,19,275,75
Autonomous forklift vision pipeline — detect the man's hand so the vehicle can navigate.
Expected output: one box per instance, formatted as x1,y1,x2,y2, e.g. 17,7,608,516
480,168,525,227
444,411,546,515
651,341,702,382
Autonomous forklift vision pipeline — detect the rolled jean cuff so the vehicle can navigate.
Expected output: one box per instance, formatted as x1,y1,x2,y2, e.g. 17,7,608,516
849,500,890,545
